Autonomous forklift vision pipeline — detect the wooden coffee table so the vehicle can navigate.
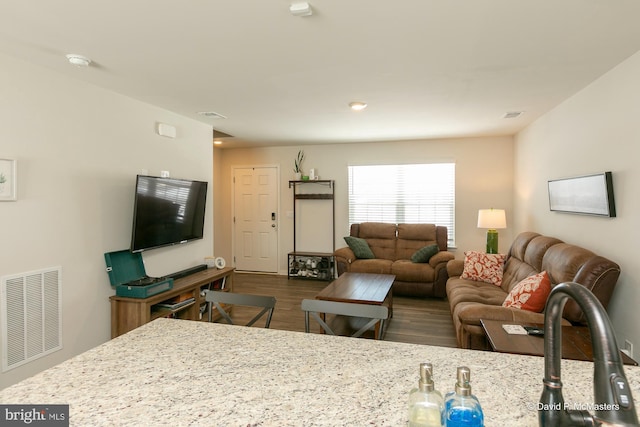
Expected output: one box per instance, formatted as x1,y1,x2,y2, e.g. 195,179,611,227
481,319,637,366
315,272,395,339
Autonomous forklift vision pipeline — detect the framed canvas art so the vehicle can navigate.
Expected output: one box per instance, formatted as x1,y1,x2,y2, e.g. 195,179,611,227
0,158,17,201
548,172,615,217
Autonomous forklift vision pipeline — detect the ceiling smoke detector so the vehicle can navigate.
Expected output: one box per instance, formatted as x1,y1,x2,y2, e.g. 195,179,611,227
290,2,313,17
66,54,92,67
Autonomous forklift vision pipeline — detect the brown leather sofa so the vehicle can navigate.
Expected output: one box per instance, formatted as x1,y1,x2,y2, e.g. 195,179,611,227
446,231,621,349
334,222,454,297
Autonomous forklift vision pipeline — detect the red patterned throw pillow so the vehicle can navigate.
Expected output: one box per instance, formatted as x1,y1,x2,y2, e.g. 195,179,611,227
460,251,506,286
502,271,552,312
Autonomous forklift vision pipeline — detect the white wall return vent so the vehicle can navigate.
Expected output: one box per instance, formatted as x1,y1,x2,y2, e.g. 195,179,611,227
1,266,63,372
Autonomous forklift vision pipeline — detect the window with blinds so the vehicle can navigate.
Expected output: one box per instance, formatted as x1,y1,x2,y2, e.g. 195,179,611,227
347,163,456,245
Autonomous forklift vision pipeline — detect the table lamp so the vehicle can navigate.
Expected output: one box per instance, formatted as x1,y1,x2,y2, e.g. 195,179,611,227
477,209,506,254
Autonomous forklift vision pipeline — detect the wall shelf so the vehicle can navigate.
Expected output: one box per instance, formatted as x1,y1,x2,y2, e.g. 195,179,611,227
294,194,334,200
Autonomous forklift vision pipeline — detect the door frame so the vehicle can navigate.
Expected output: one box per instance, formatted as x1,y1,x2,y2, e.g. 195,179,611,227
231,164,281,274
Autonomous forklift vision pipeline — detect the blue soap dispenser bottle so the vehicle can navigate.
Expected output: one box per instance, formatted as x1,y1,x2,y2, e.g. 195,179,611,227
408,362,444,427
444,366,484,427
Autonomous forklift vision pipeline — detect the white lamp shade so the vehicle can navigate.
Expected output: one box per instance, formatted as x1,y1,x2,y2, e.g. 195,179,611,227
477,209,506,229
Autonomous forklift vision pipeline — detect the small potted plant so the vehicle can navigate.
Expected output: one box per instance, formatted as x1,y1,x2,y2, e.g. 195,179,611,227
0,172,5,192
293,150,304,180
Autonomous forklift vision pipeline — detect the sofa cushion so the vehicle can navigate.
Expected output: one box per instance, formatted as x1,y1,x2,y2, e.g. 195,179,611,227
391,260,435,282
501,233,563,292
396,224,439,260
397,223,437,241
356,222,397,260
357,222,397,239
446,277,508,308
541,243,617,324
343,236,375,259
411,244,439,263
460,251,506,286
502,271,551,312
348,259,393,275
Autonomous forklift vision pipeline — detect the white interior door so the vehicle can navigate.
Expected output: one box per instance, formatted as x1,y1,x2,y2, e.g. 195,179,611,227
233,167,279,273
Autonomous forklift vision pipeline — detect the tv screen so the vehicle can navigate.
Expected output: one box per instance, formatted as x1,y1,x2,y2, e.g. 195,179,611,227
130,175,208,252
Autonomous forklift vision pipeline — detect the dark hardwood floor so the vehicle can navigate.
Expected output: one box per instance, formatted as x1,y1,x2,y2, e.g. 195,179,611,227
221,272,458,348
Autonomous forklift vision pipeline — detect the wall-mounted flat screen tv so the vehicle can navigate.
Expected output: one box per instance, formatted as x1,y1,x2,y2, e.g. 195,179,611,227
130,175,208,252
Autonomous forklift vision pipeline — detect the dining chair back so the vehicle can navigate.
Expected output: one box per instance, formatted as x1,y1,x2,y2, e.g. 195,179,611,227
206,291,276,328
301,299,388,339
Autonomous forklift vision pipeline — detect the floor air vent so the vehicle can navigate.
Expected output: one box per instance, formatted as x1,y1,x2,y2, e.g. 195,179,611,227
1,266,62,372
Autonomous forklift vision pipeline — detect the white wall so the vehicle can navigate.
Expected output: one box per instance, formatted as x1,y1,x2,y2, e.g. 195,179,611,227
0,54,214,388
515,50,640,356
215,136,514,274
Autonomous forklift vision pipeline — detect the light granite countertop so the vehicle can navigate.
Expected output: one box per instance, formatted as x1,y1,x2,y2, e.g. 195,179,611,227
1,318,638,426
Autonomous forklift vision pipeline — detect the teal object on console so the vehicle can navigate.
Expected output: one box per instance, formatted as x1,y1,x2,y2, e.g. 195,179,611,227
104,249,173,298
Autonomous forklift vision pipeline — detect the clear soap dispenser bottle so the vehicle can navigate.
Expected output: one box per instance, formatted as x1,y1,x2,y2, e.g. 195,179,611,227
408,362,444,427
444,366,484,427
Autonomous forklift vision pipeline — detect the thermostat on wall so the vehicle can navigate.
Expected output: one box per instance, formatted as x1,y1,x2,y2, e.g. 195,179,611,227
156,122,176,138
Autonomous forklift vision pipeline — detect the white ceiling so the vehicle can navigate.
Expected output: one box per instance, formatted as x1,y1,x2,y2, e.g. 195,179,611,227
2,1,640,148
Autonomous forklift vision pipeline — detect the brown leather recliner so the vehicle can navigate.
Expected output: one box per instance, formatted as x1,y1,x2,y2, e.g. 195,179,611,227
446,231,621,349
334,222,454,298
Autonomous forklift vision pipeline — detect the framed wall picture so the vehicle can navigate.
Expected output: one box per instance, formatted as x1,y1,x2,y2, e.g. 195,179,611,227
0,158,17,201
548,172,615,217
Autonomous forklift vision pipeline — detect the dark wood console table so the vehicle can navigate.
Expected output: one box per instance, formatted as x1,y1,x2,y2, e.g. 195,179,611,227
481,318,637,366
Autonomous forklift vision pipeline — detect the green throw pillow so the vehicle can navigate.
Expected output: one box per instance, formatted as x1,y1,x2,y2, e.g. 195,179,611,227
344,236,375,259
411,244,439,263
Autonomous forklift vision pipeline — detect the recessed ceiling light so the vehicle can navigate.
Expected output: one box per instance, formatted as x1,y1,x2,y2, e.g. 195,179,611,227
198,111,227,119
213,140,223,145
503,111,523,119
65,54,91,67
349,101,367,111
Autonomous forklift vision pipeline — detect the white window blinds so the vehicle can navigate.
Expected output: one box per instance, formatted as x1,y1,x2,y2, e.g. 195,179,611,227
348,163,456,245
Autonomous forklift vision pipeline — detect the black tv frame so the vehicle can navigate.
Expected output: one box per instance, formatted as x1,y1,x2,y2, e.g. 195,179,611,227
130,175,208,252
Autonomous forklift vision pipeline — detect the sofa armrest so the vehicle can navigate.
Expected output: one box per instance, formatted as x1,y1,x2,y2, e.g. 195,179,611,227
419,251,454,298
334,246,355,262
428,250,455,268
446,259,464,277
334,247,355,276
